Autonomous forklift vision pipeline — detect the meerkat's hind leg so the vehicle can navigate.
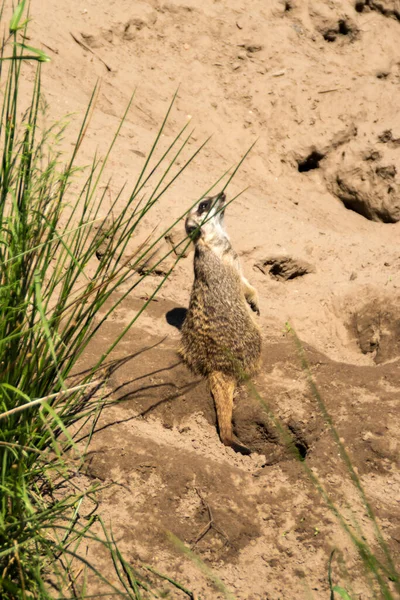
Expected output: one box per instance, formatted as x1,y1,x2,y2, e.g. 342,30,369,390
208,371,251,455
242,276,260,315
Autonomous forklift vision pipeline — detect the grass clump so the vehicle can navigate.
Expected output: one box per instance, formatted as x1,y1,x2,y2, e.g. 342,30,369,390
0,3,222,597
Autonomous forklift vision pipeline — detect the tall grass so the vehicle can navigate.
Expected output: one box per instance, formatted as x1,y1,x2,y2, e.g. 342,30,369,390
0,4,231,597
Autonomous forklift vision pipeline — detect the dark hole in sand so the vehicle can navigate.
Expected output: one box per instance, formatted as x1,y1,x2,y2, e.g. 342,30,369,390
293,440,308,460
323,20,353,42
297,151,325,172
338,19,351,35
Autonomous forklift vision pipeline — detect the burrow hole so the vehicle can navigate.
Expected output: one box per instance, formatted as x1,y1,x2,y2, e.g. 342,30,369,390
339,19,351,34
323,20,353,42
294,440,308,460
297,151,325,172
287,423,309,460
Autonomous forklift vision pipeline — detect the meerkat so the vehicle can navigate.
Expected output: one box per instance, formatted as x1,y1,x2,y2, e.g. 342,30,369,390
180,192,262,455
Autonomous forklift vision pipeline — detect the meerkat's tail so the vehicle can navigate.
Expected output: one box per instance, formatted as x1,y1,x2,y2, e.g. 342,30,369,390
208,371,251,455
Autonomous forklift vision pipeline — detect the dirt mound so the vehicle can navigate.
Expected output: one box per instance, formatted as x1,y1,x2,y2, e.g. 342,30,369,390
255,255,315,281
79,298,400,598
350,298,400,363
323,128,400,222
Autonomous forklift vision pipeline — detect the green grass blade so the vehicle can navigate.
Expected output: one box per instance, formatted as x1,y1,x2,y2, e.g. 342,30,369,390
332,587,353,600
33,271,66,390
9,0,26,32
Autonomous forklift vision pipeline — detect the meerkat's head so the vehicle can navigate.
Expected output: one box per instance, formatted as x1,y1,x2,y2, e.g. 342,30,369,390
185,192,227,244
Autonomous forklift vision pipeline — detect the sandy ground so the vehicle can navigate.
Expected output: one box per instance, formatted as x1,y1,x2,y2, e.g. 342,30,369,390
22,0,400,597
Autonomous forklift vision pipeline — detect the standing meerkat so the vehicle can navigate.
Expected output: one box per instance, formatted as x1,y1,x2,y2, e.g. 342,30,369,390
180,192,262,455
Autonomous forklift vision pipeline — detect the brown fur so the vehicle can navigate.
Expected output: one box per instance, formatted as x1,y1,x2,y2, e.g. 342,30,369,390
180,193,262,454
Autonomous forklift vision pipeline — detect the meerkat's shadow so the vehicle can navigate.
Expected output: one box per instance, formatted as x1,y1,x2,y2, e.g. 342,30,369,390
166,307,187,330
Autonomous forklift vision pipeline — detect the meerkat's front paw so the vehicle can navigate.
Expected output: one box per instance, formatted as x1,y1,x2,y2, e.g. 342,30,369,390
247,292,260,316
250,300,260,316
242,277,260,315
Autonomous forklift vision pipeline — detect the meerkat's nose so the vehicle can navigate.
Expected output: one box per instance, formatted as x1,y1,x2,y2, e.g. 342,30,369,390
218,192,226,202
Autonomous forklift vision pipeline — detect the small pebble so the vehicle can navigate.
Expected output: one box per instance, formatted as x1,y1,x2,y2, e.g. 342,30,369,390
271,69,286,77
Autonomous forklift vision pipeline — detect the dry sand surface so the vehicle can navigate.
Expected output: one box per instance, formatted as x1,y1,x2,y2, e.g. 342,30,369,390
25,0,400,597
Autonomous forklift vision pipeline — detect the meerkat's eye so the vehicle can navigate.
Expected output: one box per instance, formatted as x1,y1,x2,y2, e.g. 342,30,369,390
198,200,210,214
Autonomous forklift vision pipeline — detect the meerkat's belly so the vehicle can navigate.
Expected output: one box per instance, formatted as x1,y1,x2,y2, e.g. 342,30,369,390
181,252,261,378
